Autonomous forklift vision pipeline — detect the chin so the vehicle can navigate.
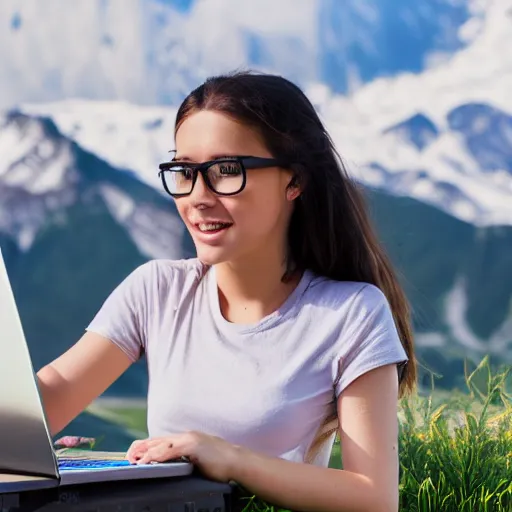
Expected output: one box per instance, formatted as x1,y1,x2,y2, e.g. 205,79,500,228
194,245,231,267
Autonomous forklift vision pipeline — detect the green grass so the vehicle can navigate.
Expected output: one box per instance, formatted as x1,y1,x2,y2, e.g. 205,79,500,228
397,357,512,511
89,357,512,511
105,407,148,433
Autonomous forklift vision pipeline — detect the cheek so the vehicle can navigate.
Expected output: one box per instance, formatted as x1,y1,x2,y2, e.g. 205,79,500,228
230,193,286,234
175,200,188,222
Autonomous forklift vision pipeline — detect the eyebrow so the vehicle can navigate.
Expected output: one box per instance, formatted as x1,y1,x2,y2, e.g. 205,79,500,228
172,153,242,162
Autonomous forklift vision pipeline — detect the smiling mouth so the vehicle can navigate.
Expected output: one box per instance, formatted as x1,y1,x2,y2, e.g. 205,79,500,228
195,222,233,234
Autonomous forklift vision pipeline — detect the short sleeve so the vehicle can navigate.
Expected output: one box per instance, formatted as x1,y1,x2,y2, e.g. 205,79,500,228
332,284,408,397
86,261,155,362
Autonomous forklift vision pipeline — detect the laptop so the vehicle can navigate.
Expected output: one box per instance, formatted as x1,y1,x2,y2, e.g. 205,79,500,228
0,248,193,486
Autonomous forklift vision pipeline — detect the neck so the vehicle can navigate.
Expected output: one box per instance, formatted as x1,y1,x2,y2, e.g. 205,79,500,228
213,245,301,324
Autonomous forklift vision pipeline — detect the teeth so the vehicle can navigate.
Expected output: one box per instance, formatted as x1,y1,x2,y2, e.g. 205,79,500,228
198,223,229,232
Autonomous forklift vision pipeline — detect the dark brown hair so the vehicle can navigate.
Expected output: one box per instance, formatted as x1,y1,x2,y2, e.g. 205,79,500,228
175,70,416,397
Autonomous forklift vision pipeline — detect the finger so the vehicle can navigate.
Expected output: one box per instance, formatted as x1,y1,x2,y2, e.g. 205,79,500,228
126,439,150,462
127,437,173,463
137,448,166,465
126,448,146,463
127,439,147,451
137,443,182,465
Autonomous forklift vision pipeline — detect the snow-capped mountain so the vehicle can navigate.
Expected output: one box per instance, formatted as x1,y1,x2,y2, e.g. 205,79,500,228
0,0,476,108
17,0,512,228
22,99,180,196
312,0,512,225
23,94,512,228
0,111,193,394
1,0,511,391
0,110,189,260
1,109,511,392
352,102,512,226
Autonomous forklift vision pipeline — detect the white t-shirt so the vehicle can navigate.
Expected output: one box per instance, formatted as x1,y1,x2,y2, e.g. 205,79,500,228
87,258,408,467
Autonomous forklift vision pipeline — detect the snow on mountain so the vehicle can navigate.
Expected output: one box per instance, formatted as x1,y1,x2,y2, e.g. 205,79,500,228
350,109,512,225
0,112,72,192
415,274,512,358
0,112,78,250
444,277,511,354
99,182,186,260
22,55,512,229
0,110,188,259
3,111,511,380
310,0,512,225
10,0,511,226
23,99,178,193
23,95,512,228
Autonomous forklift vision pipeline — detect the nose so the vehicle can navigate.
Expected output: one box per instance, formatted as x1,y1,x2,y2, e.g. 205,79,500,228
189,172,216,208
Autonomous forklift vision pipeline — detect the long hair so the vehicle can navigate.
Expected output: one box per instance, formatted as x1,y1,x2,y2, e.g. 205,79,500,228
174,70,416,397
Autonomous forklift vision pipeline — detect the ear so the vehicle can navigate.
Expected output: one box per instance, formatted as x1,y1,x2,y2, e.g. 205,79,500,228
286,175,302,201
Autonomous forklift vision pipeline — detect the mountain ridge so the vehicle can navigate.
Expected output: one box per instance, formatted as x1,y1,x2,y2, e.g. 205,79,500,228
0,110,194,395
1,110,510,394
23,97,512,229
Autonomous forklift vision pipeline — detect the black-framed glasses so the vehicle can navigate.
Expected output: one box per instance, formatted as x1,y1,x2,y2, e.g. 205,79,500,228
158,156,289,198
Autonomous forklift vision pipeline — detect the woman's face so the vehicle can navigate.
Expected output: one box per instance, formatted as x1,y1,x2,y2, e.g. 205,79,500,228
173,110,298,267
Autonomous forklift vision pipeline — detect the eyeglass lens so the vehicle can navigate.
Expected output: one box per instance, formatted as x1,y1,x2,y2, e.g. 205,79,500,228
163,161,244,195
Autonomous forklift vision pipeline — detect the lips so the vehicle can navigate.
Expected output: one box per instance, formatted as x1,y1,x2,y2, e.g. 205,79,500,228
196,222,232,232
190,220,233,238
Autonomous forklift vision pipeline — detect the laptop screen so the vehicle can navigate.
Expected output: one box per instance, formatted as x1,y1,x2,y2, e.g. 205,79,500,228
0,249,59,479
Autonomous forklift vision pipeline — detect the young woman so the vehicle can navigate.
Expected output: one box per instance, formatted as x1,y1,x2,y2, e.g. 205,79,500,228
37,71,416,512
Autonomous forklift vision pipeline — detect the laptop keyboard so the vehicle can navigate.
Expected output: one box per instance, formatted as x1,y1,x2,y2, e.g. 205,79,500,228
58,458,133,471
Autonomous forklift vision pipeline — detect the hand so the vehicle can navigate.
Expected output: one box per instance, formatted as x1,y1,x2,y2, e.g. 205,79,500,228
125,431,240,483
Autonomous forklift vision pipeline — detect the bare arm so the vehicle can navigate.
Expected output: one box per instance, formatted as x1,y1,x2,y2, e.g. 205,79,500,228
229,364,401,512
36,332,134,436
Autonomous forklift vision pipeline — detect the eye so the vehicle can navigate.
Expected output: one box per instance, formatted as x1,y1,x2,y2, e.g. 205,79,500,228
170,164,194,180
182,168,194,180
218,163,242,176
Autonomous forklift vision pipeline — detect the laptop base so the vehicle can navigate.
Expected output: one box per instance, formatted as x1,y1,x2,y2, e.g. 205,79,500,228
59,460,193,486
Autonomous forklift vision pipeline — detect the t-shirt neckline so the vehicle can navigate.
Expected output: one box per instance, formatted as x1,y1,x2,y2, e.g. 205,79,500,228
207,265,314,335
